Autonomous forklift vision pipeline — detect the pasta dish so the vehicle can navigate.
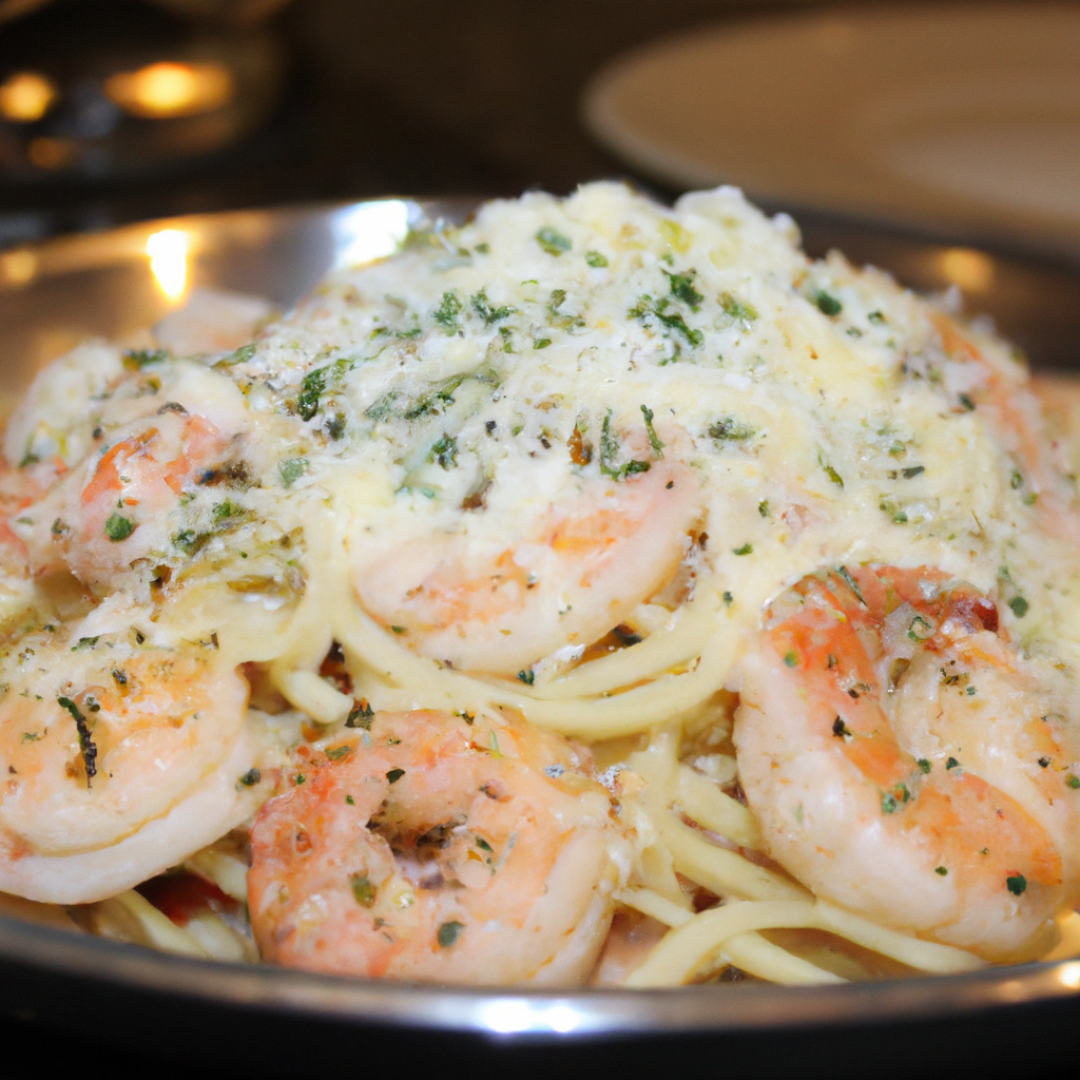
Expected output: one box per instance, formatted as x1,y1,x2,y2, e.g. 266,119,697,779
0,182,1077,987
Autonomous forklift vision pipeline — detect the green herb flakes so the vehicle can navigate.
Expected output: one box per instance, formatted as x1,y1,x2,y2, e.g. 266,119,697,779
326,744,353,761
297,366,328,421
386,768,405,784
279,458,307,488
437,920,465,947
1008,596,1030,618
1006,874,1027,896
585,250,608,268
351,874,377,907
536,226,571,256
434,291,463,334
664,269,703,309
240,768,261,786
733,543,753,556
813,290,842,316
104,513,136,542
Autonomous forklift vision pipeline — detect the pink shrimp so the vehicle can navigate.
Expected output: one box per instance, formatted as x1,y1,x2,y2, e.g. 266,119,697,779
734,565,1080,961
247,709,628,985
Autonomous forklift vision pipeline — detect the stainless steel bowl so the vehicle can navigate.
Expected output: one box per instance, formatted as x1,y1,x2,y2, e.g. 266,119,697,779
1,200,1079,1080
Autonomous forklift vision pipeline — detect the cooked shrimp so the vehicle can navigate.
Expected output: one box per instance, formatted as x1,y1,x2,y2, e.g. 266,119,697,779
17,409,232,587
932,311,1080,540
350,452,701,675
248,709,628,984
0,627,266,904
734,565,1080,961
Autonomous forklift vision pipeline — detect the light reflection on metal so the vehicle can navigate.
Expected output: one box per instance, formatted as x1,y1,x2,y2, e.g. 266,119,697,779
939,248,995,293
478,998,584,1035
332,201,415,270
104,62,234,120
146,229,190,302
0,71,56,122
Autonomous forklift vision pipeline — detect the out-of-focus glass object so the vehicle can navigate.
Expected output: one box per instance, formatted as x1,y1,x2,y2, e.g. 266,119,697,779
0,0,293,181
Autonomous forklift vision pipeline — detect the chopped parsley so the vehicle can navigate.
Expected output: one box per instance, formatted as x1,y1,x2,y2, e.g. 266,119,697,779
351,874,377,907
663,269,703,309
430,433,458,470
733,543,753,556
123,348,168,369
599,410,651,480
471,289,513,325
345,700,374,729
640,404,664,457
812,290,842,316
434,290,463,334
297,366,328,421
279,458,307,488
719,291,758,327
104,513,135,542
57,696,97,787
218,343,256,367
386,768,405,784
1008,596,1029,618
325,744,353,761
585,250,608,268
536,226,571,256
1006,874,1027,896
707,417,755,442
517,669,535,686
832,716,852,738
437,920,464,947
240,768,261,786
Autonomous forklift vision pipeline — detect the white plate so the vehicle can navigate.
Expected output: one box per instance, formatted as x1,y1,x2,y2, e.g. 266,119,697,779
582,3,1080,258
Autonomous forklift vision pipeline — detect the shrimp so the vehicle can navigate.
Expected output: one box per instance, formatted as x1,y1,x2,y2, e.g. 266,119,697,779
0,627,266,904
932,311,1080,541
734,565,1080,961
350,454,702,675
248,709,629,985
14,408,232,589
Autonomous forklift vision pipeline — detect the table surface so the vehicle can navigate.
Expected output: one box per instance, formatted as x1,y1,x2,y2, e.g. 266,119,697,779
0,2,1074,1076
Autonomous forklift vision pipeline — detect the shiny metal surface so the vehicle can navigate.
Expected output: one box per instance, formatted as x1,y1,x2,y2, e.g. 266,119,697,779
0,200,1078,1076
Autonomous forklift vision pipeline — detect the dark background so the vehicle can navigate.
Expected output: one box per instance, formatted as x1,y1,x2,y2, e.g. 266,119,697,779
0,0,995,243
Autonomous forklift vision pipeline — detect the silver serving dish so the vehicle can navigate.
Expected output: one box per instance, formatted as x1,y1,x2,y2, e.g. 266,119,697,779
0,200,1078,1079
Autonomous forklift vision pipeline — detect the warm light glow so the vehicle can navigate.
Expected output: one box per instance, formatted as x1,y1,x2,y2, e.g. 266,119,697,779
104,62,233,119
27,135,75,169
1059,961,1080,990
146,229,190,302
939,248,995,293
0,71,56,122
0,248,36,286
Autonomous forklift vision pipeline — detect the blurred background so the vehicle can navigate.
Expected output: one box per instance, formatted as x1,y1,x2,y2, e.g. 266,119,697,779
0,0,1073,256
0,0,1076,367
